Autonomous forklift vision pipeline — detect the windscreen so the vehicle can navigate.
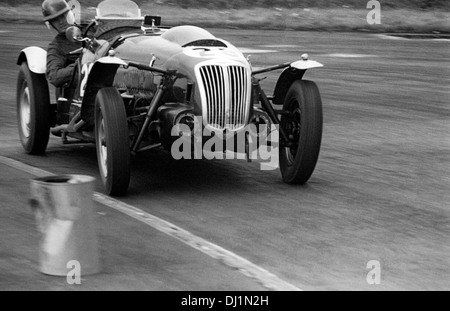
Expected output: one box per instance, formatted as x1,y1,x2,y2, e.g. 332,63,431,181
96,0,141,18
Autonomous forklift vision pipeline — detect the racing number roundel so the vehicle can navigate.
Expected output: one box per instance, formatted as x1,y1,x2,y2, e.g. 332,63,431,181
80,63,94,98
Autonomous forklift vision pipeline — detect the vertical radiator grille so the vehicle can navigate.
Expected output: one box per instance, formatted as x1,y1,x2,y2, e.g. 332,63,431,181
199,65,249,130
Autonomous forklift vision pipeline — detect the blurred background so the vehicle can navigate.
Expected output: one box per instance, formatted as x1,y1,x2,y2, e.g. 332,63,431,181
0,0,449,33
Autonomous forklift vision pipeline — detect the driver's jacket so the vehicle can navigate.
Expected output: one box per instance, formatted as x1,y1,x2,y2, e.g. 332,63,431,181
46,32,83,88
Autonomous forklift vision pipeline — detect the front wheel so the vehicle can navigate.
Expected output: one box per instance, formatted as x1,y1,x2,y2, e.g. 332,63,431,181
279,80,323,184
16,62,51,154
95,87,130,196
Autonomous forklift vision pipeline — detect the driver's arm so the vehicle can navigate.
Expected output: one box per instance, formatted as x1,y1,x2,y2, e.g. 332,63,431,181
46,35,80,88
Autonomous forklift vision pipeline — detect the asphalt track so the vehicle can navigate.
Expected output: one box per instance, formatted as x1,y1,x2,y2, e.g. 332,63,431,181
0,23,449,291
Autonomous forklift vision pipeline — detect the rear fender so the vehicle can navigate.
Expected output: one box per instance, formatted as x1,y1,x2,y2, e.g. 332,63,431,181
17,47,47,74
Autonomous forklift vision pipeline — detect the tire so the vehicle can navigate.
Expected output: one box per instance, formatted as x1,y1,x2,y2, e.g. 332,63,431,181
95,87,130,196
16,62,51,154
279,80,323,184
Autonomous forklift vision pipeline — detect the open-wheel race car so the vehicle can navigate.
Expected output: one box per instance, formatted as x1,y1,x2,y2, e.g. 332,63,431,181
16,0,324,196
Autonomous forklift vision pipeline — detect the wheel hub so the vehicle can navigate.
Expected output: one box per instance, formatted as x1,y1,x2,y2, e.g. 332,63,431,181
97,117,108,178
20,86,31,139
283,104,301,166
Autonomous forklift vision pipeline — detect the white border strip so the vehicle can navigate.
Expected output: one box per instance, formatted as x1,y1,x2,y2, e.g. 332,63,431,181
0,155,301,291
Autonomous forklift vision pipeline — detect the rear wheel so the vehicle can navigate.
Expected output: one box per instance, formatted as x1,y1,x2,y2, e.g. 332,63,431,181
16,62,50,154
279,80,323,184
95,87,130,196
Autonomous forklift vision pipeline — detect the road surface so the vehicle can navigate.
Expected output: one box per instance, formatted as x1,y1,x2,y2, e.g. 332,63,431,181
0,23,449,291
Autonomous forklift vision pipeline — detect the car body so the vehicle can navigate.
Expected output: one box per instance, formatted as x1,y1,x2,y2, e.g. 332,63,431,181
16,0,324,195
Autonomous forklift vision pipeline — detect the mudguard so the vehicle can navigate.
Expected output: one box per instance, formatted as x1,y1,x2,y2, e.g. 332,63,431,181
17,47,47,74
272,59,323,106
80,56,127,115
290,59,323,71
96,55,127,66
82,56,127,96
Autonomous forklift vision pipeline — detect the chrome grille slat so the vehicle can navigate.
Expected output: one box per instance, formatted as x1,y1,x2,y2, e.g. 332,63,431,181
233,67,238,129
235,66,242,129
239,67,246,127
212,66,218,127
231,67,236,129
217,66,225,128
199,64,249,131
236,67,241,129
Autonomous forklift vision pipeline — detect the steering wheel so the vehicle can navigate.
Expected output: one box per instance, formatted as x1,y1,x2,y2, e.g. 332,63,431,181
83,20,97,39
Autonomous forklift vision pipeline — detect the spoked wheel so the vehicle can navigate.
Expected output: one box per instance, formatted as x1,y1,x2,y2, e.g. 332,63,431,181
16,62,50,154
279,80,323,184
95,87,130,196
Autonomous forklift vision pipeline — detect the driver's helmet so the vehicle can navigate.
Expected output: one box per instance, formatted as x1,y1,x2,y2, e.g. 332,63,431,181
42,0,75,33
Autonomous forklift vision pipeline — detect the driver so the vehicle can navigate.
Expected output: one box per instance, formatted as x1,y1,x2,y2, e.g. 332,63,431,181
42,0,82,88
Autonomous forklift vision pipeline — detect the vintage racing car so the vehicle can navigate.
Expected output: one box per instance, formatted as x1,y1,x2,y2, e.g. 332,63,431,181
16,0,324,196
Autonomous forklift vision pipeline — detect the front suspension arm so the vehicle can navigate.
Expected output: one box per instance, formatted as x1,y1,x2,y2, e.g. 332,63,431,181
256,84,290,145
131,81,167,153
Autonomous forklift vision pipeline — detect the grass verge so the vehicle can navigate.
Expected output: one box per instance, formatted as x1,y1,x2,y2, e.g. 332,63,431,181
0,4,449,33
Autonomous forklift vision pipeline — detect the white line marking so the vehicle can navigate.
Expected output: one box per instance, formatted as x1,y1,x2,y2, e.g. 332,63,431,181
238,47,278,54
0,157,57,178
326,53,378,58
0,30,12,34
375,34,409,41
261,44,300,49
0,155,302,291
376,34,450,42
431,39,450,42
